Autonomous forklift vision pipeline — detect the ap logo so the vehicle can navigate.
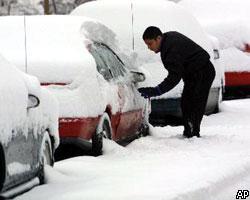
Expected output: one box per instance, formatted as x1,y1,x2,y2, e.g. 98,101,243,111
236,190,250,199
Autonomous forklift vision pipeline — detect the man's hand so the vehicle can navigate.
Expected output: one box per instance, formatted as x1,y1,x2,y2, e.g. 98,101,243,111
138,86,162,98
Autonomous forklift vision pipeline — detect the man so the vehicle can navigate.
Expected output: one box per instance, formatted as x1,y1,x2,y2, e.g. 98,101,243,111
138,26,215,138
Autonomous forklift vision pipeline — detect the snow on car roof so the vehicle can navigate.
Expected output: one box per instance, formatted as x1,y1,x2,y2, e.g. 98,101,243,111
24,15,99,84
0,15,125,84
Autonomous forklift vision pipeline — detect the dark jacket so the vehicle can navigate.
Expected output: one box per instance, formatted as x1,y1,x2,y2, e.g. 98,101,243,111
158,31,211,94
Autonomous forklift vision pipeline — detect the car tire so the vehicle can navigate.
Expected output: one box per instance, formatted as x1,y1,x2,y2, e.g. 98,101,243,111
39,132,53,184
0,144,5,192
92,113,112,156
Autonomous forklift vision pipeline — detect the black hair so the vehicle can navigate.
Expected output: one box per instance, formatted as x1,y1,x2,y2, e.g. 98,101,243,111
142,26,163,40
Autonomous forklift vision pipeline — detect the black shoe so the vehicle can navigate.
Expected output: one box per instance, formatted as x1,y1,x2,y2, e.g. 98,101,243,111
183,133,193,138
195,133,200,138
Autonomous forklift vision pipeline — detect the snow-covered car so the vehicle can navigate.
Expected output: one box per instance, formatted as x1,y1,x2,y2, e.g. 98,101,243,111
0,55,59,199
71,0,224,124
179,0,250,99
0,16,149,156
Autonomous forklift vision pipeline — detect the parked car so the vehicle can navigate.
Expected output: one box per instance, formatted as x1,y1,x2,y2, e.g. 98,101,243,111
179,0,250,99
70,0,224,124
0,54,59,199
0,16,150,156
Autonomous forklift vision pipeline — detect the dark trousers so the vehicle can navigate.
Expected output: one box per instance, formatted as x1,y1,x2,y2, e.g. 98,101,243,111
181,61,215,137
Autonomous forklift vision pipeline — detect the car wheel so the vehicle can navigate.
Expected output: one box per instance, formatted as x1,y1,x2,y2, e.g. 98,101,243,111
0,144,5,192
39,132,53,184
92,113,112,156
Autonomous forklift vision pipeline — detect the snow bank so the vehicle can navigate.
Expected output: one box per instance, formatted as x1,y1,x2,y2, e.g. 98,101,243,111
16,99,250,200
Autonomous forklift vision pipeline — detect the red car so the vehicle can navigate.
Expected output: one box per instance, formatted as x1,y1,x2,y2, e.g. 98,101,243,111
224,43,250,99
0,16,150,157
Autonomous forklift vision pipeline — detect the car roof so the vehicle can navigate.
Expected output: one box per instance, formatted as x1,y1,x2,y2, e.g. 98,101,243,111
0,15,119,84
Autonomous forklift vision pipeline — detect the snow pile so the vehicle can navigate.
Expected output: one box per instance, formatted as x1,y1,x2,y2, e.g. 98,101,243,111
16,99,250,200
0,54,59,146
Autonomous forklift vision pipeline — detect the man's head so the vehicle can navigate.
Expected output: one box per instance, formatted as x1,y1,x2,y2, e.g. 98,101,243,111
143,26,163,53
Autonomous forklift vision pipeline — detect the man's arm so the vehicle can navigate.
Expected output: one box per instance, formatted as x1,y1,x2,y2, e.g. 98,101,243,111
138,53,183,98
157,53,183,94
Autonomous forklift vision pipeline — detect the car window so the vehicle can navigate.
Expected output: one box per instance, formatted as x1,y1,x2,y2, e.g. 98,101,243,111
100,45,126,78
90,42,126,80
90,44,113,81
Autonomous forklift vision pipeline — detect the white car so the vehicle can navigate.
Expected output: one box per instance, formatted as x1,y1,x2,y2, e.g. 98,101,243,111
0,54,59,198
71,0,224,124
0,15,150,156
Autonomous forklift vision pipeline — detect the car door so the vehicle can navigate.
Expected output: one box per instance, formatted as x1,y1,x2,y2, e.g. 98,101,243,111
90,42,143,141
1,95,38,191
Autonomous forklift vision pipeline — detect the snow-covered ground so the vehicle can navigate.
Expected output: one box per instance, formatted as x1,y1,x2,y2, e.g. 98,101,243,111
16,99,250,200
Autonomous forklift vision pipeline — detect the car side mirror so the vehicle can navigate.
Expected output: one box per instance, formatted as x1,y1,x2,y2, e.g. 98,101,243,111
27,94,40,109
130,71,146,83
